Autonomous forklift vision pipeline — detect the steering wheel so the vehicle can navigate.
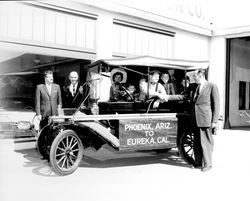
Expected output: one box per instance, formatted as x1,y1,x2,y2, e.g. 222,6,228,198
120,86,136,102
146,97,158,113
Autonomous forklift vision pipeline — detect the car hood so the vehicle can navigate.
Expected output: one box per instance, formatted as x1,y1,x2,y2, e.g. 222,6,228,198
0,109,36,123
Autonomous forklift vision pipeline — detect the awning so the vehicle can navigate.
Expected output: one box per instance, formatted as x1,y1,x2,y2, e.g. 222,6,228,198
0,49,26,63
87,55,209,70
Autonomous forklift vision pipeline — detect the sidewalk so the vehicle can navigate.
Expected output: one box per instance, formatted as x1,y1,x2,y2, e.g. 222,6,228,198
0,129,249,201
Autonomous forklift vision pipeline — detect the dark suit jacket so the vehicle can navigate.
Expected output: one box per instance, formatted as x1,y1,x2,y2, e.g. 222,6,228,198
63,83,84,108
35,84,62,118
188,81,220,127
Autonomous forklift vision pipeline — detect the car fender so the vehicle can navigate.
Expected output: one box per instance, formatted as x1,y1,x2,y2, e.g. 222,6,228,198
78,121,120,148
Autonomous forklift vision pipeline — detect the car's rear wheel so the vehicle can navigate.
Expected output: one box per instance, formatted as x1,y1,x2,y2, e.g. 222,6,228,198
36,125,51,160
49,129,83,175
178,131,200,167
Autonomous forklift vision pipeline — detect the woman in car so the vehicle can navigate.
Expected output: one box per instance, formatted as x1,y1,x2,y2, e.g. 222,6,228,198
109,68,127,102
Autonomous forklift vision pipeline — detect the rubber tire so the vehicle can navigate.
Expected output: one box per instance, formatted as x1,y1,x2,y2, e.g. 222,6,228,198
178,131,200,167
36,125,51,160
49,129,83,175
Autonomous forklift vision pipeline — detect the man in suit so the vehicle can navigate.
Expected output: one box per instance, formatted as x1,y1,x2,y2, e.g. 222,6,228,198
35,70,62,129
63,71,84,108
188,69,220,172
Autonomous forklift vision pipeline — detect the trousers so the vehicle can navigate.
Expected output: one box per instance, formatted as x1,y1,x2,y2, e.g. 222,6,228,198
193,127,214,167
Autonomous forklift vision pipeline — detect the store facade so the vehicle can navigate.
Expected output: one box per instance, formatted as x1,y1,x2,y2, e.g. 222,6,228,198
2,1,249,128
0,1,211,69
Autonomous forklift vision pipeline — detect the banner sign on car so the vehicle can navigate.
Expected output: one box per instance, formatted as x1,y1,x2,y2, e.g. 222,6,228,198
119,117,177,151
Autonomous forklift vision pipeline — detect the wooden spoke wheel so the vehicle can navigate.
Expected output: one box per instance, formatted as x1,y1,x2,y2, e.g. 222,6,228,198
178,131,200,167
49,130,83,175
36,125,51,160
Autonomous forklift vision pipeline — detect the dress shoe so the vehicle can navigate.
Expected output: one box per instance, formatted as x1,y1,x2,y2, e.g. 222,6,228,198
201,166,212,172
192,164,202,169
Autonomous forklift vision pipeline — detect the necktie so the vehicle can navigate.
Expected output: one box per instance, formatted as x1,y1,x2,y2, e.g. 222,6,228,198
73,85,76,96
194,84,200,102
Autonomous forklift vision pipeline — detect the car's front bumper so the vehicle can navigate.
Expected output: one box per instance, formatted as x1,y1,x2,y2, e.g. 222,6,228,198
0,122,37,139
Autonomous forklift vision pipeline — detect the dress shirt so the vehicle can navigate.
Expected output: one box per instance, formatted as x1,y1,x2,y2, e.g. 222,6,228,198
139,81,166,100
199,79,207,93
46,83,52,96
69,83,78,96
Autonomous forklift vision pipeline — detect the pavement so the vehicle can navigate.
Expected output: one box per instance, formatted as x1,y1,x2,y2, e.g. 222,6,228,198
0,129,250,201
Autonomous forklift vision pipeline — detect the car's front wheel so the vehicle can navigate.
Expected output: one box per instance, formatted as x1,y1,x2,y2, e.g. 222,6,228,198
49,129,83,175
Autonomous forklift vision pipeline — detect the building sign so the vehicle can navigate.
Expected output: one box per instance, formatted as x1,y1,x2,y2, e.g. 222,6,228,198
113,0,211,29
119,117,177,150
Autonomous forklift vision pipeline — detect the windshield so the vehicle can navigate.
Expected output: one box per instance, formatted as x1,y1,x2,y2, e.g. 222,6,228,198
0,73,43,109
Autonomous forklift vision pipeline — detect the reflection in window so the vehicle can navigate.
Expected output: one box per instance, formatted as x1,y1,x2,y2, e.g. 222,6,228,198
239,81,246,110
0,73,43,109
249,82,250,110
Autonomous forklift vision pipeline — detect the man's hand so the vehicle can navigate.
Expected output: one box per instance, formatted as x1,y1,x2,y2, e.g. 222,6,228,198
212,122,217,128
164,94,169,102
157,93,164,100
212,122,218,135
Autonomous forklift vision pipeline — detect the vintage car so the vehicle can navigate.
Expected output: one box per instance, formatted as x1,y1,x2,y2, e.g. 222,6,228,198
36,56,209,175
0,72,43,138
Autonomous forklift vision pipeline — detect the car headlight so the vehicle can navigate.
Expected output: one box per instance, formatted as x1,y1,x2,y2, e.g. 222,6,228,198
17,121,31,130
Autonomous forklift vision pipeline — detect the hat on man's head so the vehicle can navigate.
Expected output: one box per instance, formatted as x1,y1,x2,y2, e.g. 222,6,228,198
186,71,196,83
110,68,127,83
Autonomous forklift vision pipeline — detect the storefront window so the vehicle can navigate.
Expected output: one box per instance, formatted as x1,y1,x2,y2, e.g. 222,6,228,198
239,81,246,110
249,82,250,110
